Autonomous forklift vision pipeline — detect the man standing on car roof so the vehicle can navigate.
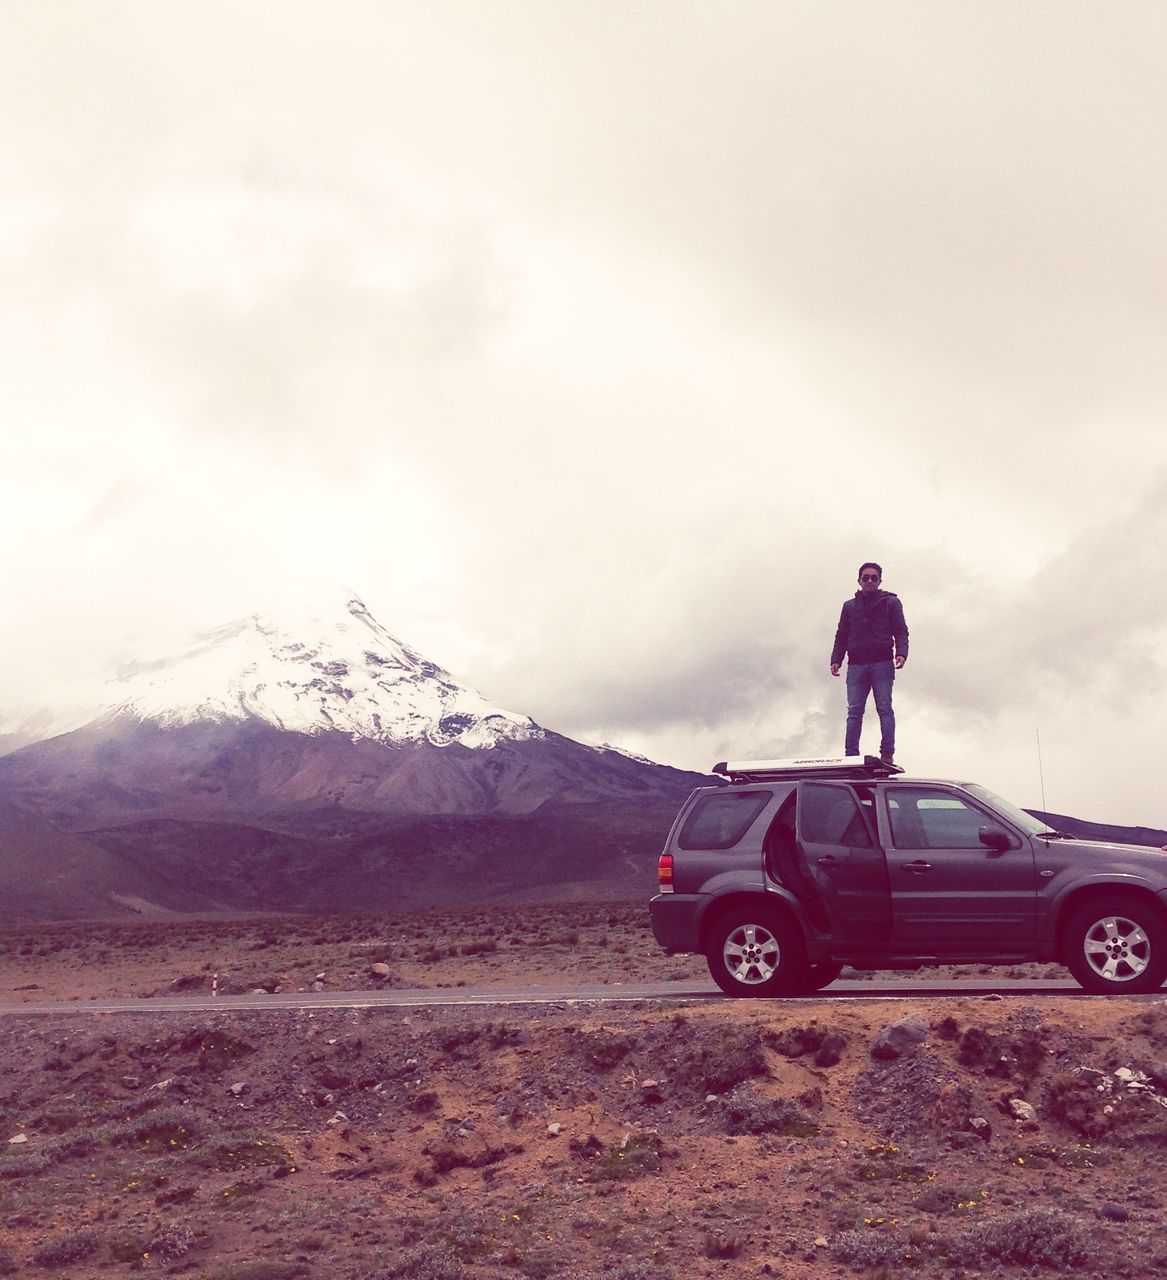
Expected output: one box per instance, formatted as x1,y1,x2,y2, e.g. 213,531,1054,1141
829,562,909,764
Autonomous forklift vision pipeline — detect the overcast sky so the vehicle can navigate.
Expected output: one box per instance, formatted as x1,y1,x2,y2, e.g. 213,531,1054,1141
2,1,1166,826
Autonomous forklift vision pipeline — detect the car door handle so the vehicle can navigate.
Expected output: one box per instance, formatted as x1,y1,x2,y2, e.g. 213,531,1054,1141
901,860,933,873
816,855,839,868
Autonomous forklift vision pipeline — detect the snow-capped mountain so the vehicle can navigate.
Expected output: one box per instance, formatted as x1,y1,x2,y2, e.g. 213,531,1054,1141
0,592,707,919
88,595,542,750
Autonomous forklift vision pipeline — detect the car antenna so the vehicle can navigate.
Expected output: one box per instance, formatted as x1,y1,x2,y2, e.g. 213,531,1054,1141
1035,727,1048,813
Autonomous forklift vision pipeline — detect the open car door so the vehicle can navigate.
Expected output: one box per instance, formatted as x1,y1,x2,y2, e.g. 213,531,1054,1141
795,781,892,945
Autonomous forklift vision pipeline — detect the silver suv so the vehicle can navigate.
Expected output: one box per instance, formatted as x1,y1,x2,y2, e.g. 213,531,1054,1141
650,756,1167,996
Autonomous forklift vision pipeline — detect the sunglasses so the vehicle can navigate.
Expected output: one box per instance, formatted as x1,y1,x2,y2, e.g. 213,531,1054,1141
860,574,880,582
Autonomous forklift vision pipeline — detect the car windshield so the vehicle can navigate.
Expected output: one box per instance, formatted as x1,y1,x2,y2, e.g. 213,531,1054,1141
964,783,1049,836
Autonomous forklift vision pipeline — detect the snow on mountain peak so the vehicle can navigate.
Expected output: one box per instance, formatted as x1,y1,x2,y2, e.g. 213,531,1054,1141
94,595,543,749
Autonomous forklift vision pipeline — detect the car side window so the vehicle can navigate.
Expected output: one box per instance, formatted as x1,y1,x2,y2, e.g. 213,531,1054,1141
678,790,771,850
887,788,1003,849
800,783,873,847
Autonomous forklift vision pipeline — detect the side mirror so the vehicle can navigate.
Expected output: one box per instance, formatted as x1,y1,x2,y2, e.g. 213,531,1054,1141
979,825,1012,852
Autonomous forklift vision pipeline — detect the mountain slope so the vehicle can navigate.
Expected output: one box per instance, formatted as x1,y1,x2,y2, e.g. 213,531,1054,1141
0,718,701,824
1025,809,1167,849
0,595,707,920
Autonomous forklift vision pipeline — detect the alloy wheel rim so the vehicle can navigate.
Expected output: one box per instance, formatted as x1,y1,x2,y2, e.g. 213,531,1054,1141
1083,914,1150,983
724,923,780,985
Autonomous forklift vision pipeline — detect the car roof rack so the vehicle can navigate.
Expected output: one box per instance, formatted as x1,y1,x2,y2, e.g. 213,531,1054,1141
711,754,905,782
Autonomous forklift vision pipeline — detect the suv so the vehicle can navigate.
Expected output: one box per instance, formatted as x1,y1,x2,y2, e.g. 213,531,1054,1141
650,755,1167,996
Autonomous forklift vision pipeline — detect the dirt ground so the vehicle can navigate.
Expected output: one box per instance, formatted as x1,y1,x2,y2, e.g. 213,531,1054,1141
2,903,1167,1279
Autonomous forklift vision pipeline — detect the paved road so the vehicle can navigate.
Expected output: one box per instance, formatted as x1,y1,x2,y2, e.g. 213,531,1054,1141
0,975,1105,1016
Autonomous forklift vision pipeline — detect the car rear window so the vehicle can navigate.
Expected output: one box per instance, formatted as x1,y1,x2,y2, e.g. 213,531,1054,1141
678,791,771,850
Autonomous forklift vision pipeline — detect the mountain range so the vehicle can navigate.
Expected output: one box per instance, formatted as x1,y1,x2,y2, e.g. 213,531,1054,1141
0,595,706,921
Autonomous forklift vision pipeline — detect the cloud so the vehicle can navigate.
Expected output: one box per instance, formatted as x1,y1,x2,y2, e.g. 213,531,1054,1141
1,3,1166,827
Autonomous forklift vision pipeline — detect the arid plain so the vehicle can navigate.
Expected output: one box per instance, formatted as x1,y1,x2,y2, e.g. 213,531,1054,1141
2,903,1167,1279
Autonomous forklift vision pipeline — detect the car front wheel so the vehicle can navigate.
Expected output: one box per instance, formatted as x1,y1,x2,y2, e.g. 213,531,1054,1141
1063,894,1167,994
706,906,808,997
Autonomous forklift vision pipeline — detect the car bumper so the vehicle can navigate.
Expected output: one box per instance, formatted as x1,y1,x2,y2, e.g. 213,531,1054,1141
650,894,703,953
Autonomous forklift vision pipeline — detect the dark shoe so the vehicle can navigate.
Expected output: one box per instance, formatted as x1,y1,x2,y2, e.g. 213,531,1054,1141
880,752,894,765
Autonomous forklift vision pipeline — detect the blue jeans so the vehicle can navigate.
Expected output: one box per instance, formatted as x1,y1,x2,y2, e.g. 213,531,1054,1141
845,660,896,757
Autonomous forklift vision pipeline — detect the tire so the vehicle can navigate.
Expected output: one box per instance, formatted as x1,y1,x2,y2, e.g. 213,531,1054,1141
1063,893,1167,994
705,906,809,997
781,960,846,997
805,960,845,991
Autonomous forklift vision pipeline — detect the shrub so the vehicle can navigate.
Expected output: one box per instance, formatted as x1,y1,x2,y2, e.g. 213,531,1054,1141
592,1132,663,1181
721,1090,819,1137
459,940,498,956
912,1183,986,1214
685,1027,769,1094
147,1225,197,1260
30,1227,100,1268
361,1245,464,1280
702,1230,744,1259
31,1106,89,1135
946,1205,1094,1269
831,1226,929,1269
207,1264,309,1280
192,1134,296,1174
111,1109,195,1153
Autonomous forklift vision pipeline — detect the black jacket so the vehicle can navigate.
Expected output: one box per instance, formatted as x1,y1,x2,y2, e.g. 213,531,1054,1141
830,590,909,666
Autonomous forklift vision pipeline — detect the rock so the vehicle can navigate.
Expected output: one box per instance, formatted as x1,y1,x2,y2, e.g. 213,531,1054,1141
641,1079,664,1103
312,981,325,992
1009,1098,1037,1123
8,1133,28,1145
369,963,392,979
815,1033,847,1068
228,1082,247,1096
871,1014,929,1060
546,1123,562,1137
932,1079,976,1133
569,1133,605,1158
813,1236,829,1249
1098,1202,1129,1222
150,1078,175,1091
970,1116,992,1141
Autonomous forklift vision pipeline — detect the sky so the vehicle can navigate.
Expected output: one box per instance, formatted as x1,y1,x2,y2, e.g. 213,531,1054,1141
2,1,1166,826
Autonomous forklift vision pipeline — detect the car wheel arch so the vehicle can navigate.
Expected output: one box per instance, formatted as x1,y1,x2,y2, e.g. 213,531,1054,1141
698,890,809,955
1054,883,1167,962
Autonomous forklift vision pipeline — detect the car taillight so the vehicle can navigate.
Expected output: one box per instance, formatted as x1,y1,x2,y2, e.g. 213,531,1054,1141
657,853,674,893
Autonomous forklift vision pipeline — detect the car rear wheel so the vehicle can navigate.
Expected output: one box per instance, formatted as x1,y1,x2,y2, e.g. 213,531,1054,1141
1063,894,1167,994
804,960,845,991
706,906,808,997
